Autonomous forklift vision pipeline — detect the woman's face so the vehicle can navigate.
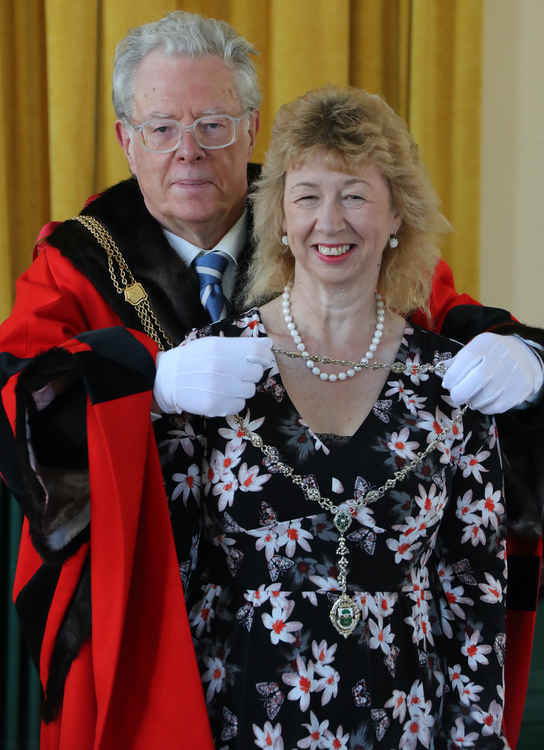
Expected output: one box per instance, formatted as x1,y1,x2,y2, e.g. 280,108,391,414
282,156,401,290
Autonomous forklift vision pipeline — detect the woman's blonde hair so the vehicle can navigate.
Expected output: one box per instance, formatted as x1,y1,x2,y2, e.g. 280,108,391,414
246,87,449,315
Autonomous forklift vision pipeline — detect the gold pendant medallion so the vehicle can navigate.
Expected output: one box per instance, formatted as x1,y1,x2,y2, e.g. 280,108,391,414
124,282,147,306
330,593,360,638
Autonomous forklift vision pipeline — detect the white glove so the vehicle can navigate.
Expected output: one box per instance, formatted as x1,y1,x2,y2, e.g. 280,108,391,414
153,336,274,417
442,332,544,413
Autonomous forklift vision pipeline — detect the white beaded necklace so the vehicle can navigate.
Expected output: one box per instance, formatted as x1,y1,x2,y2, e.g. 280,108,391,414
281,284,385,382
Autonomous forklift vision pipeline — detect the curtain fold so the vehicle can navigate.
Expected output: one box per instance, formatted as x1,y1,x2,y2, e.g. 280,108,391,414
0,0,50,320
0,2,15,322
409,0,482,294
44,1,100,222
350,0,412,120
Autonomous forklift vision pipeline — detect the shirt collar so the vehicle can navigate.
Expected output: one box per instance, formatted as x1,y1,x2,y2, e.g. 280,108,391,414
163,210,248,266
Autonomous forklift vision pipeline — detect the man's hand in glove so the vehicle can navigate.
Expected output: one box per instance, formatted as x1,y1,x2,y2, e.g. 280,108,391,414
153,336,275,417
442,332,544,413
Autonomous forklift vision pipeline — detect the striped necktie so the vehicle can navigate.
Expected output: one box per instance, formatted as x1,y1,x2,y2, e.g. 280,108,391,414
193,251,230,322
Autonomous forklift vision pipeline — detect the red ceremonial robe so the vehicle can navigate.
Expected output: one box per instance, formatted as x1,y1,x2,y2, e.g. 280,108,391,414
2,247,213,749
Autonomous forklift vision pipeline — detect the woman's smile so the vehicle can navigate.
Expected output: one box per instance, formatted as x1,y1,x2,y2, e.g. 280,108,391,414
314,243,354,257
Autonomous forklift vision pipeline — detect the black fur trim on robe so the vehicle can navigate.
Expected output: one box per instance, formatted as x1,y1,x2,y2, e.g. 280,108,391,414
492,320,544,538
14,347,90,563
13,328,156,720
442,306,544,537
0,351,32,498
42,557,91,722
14,326,157,559
13,349,91,723
440,304,514,344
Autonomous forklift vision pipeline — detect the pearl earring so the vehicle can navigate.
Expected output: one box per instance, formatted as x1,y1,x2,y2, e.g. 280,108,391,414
389,234,399,249
281,235,289,247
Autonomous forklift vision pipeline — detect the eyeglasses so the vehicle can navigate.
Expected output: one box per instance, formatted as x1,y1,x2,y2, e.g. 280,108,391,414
130,113,247,153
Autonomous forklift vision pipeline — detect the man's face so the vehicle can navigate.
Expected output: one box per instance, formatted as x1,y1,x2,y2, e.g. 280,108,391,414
115,52,259,249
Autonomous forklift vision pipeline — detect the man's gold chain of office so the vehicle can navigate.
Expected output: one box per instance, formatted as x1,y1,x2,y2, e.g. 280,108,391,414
71,214,173,350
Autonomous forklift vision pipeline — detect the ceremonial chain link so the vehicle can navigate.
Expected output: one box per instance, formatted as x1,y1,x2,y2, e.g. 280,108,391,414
235,405,467,519
234,402,469,637
272,347,449,376
71,215,174,350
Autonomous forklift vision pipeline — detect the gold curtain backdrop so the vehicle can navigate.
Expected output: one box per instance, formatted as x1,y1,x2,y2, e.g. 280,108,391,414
0,0,482,322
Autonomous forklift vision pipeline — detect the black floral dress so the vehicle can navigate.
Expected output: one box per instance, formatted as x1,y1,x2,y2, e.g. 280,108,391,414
156,309,508,750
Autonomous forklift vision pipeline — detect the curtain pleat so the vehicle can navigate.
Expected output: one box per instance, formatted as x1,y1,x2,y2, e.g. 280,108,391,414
44,2,100,221
409,0,482,294
0,0,50,320
350,0,412,119
0,2,15,322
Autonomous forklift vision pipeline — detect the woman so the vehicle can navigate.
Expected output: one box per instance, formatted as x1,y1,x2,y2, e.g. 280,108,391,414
158,87,507,749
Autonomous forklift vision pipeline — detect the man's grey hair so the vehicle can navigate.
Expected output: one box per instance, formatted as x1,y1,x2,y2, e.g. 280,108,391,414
112,10,261,121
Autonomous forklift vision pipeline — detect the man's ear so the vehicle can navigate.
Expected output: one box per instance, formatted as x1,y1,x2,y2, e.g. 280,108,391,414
115,120,136,172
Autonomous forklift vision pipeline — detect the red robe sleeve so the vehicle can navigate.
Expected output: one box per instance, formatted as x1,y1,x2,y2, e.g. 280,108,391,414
411,258,481,333
0,246,214,749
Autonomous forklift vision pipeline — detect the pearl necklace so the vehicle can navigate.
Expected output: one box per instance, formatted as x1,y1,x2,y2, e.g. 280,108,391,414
281,285,385,382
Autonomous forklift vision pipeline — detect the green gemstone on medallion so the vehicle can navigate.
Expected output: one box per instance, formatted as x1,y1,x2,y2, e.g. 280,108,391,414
334,510,352,533
330,593,360,637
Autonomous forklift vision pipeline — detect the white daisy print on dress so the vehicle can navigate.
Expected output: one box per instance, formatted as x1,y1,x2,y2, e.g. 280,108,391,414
261,600,302,646
171,463,200,505
202,655,226,702
296,711,329,749
252,720,284,749
461,630,492,671
282,656,316,711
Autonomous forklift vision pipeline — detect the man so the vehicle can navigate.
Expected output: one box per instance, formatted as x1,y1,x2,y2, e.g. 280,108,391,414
0,10,542,750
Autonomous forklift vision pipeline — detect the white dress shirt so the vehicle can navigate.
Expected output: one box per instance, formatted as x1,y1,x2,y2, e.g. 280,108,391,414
162,211,248,300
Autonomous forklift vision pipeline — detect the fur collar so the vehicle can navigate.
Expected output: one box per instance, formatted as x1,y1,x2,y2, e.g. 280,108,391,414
46,164,260,345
